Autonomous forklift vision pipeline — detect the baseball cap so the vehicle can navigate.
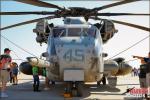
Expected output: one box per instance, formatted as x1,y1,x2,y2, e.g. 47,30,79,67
4,48,11,52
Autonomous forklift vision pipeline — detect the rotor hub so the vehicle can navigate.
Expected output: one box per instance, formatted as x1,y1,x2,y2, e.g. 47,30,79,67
56,7,96,19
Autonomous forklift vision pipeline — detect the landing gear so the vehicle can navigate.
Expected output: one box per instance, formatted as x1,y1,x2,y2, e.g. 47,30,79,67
107,76,117,87
97,75,106,86
51,81,55,85
64,82,83,97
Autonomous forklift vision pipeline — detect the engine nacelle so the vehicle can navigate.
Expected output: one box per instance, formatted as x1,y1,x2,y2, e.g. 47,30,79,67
104,60,119,76
113,57,132,76
26,57,51,68
115,63,132,76
34,19,49,34
94,19,118,43
104,57,132,76
19,61,58,80
36,35,46,43
19,62,43,75
33,19,54,44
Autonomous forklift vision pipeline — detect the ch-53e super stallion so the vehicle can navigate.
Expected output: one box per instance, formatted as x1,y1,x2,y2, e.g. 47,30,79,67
1,0,150,97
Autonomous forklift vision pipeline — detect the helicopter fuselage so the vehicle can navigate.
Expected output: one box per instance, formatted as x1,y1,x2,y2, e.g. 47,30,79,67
46,25,104,82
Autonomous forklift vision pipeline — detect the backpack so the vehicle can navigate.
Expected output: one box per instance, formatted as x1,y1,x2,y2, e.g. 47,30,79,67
0,55,5,69
0,54,11,69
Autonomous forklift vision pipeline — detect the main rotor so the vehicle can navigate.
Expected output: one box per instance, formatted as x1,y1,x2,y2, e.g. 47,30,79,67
0,0,150,32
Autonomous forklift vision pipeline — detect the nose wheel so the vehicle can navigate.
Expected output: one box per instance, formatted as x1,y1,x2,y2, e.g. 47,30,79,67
64,82,83,97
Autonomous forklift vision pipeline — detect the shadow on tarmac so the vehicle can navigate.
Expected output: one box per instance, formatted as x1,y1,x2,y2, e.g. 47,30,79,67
1,81,123,100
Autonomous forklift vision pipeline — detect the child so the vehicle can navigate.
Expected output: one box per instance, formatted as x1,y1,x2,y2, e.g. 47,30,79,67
12,62,18,85
32,65,40,92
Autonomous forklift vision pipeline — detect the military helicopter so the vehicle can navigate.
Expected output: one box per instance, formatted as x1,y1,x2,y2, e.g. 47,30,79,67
0,0,150,97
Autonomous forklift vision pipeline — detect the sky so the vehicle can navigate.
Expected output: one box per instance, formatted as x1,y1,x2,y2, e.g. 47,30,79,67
0,0,150,68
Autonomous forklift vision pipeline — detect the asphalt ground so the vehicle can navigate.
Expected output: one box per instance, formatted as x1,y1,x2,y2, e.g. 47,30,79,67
0,73,148,100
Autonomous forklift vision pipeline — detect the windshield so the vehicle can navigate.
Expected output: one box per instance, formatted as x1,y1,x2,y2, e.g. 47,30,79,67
53,28,66,37
68,28,81,36
68,28,96,37
52,27,96,37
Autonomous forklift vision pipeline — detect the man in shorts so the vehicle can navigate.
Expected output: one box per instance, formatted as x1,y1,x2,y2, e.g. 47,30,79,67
0,48,12,98
133,52,150,98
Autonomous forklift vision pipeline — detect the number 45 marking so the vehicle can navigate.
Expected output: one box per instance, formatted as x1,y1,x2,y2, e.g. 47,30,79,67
63,49,84,62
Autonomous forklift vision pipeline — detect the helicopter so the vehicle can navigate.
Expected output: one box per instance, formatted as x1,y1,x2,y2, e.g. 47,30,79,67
0,0,150,97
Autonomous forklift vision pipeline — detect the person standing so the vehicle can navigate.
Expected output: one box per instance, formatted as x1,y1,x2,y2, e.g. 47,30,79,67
145,53,150,98
0,48,12,98
9,68,13,83
133,52,150,99
32,65,40,92
133,67,137,76
11,62,19,85
42,68,51,90
133,53,150,64
131,68,134,77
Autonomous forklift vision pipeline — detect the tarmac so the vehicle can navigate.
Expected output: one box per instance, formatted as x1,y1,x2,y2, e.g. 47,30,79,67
0,73,148,100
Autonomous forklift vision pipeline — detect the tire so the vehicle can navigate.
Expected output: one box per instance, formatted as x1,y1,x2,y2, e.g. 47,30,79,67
102,77,106,85
72,88,78,97
51,81,55,85
76,82,83,97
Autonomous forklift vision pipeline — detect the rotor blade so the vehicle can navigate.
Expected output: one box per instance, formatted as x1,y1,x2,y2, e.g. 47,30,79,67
111,19,150,32
0,11,55,15
90,17,150,32
96,13,150,16
0,16,58,31
92,0,140,11
14,0,63,10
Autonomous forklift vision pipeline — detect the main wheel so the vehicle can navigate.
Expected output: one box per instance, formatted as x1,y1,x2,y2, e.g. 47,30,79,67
51,81,55,85
76,82,83,97
102,76,106,85
71,88,78,97
64,82,72,94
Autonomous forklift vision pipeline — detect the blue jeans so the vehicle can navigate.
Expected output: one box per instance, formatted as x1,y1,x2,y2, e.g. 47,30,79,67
33,75,39,85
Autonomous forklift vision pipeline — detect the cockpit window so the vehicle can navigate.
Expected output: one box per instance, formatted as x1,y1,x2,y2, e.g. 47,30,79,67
68,28,81,36
87,28,96,37
52,27,96,38
53,28,66,37
68,28,96,37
